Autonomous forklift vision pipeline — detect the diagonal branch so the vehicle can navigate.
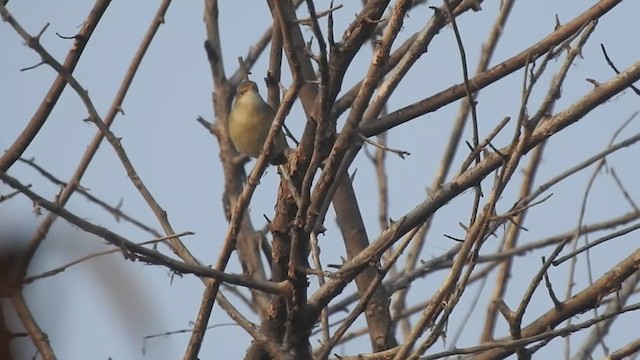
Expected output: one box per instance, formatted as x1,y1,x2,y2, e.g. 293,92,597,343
308,59,640,316
362,0,624,137
0,172,289,295
0,0,110,172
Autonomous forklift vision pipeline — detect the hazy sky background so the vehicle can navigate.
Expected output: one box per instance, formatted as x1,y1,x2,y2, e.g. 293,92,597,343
2,1,639,359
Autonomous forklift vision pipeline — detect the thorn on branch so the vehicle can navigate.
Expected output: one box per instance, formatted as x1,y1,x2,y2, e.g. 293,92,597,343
35,22,50,40
295,4,344,26
541,256,562,309
360,134,410,159
0,186,31,203
600,43,640,96
349,169,357,183
55,32,76,40
488,142,507,161
465,140,474,152
19,61,46,72
313,223,327,236
586,78,602,88
554,15,562,31
114,198,124,222
507,217,528,232
196,116,213,131
444,234,464,242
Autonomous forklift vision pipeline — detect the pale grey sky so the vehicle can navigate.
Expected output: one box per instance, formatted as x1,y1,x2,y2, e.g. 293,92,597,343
2,1,639,359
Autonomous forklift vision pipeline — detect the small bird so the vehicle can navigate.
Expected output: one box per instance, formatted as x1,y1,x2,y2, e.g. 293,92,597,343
228,81,289,165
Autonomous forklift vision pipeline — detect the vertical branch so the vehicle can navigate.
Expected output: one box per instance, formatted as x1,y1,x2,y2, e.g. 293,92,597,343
266,16,283,109
480,19,598,342
383,0,472,336
316,225,421,359
192,1,312,358
244,1,321,358
480,143,545,343
304,0,332,346
308,0,415,352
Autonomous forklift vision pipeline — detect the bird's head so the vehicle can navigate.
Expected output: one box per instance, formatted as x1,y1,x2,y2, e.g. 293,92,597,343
235,81,263,106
